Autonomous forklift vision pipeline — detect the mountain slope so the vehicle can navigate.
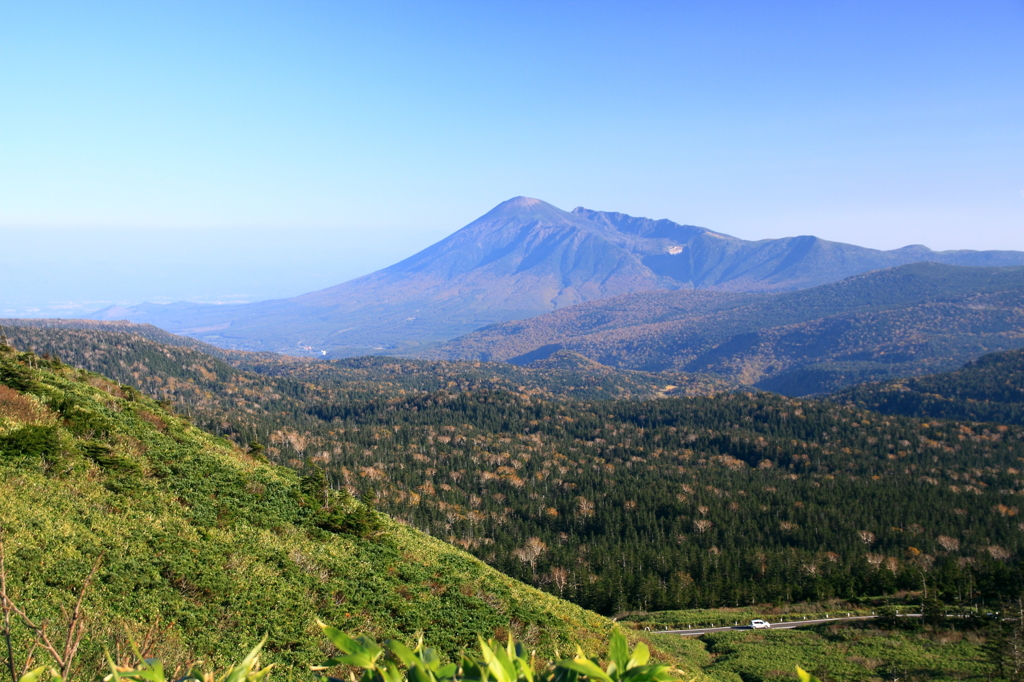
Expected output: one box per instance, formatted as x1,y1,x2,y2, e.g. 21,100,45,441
0,341,613,673
833,347,1024,424
91,198,1024,355
435,263,1024,395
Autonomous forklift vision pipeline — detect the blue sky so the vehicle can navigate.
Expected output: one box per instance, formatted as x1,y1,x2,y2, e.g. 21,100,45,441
2,1,1023,314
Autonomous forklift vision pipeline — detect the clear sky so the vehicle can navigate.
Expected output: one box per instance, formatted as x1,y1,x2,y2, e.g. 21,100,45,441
2,1,1023,315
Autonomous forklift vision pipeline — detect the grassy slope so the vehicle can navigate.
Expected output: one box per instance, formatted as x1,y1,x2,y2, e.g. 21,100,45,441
700,624,988,681
0,343,618,676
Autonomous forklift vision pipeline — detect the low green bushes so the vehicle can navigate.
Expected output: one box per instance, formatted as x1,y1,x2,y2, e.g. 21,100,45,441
13,624,692,682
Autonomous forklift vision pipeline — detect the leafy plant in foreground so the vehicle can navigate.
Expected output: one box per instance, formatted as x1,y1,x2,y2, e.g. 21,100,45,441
312,622,683,682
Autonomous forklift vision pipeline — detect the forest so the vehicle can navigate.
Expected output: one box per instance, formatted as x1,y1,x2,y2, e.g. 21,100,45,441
836,348,1024,426
4,323,1024,619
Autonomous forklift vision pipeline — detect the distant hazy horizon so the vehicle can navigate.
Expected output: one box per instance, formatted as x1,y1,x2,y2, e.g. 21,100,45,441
2,2,1022,315
4,196,1023,320
0,225,449,318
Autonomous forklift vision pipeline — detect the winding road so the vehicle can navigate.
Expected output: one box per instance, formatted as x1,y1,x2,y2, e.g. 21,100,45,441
653,614,914,636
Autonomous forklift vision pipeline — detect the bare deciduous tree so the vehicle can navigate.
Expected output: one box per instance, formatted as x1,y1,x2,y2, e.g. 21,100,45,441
989,545,1013,561
0,531,102,682
512,537,547,579
576,497,595,518
549,567,570,597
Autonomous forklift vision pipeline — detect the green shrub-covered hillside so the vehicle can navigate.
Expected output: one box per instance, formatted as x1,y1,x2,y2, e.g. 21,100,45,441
0,343,612,675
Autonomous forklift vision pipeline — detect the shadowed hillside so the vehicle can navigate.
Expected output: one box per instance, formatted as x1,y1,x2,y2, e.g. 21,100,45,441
834,347,1024,424
435,263,1024,395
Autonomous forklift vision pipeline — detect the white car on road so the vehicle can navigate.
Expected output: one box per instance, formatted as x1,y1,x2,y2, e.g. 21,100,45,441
750,619,771,629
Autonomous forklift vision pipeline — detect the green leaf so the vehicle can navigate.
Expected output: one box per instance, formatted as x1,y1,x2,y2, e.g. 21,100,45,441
625,642,649,670
105,649,123,682
462,655,490,682
385,640,419,669
620,664,673,682
551,665,579,682
796,668,820,682
318,621,369,656
332,653,380,669
436,663,458,680
248,666,275,682
558,659,613,682
478,638,515,682
219,635,267,682
607,629,628,679
419,647,441,672
382,660,406,682
407,666,435,682
19,667,51,682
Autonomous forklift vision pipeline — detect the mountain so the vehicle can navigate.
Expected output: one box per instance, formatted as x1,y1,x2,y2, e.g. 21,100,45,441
91,197,1024,355
0,337,619,673
434,263,1024,395
833,347,1024,424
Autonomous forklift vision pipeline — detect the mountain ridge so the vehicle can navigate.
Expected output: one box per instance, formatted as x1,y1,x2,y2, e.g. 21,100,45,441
90,197,1024,355
434,262,1024,395
833,347,1024,424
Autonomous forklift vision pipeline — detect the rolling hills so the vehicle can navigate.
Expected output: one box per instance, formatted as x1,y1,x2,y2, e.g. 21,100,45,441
435,263,1024,395
0,319,731,403
89,198,1024,355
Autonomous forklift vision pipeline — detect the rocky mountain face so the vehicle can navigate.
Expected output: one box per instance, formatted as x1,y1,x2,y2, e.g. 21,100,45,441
92,197,1024,355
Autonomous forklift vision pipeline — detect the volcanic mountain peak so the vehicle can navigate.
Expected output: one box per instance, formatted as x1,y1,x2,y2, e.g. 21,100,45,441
500,195,544,208
87,196,1024,355
467,196,580,228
